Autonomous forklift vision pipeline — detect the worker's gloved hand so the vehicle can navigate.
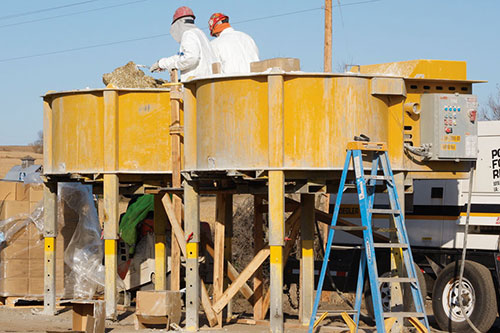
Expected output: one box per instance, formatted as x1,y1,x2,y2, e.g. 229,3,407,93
150,61,162,73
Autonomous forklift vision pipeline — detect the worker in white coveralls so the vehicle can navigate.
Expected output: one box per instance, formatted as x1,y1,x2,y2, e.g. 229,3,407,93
208,13,259,74
150,6,216,81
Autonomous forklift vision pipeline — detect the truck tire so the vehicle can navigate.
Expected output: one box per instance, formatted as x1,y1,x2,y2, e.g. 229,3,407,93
432,260,497,333
365,263,426,321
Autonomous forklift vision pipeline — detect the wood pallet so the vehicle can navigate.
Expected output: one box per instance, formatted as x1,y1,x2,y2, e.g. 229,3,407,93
0,296,65,308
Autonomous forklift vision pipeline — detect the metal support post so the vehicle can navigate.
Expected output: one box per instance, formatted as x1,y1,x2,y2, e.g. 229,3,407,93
184,180,200,331
43,181,57,315
103,174,119,320
300,194,315,325
269,171,285,333
154,194,168,290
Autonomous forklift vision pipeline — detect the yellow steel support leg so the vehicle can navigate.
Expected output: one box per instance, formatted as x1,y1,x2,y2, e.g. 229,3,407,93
43,182,57,315
103,174,119,320
269,170,285,333
184,180,200,331
154,194,168,290
300,194,315,325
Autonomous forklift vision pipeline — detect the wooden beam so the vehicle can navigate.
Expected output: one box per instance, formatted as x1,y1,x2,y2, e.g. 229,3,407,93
253,195,265,320
170,69,182,293
212,247,271,314
324,0,332,72
162,194,219,328
202,240,255,304
214,194,226,326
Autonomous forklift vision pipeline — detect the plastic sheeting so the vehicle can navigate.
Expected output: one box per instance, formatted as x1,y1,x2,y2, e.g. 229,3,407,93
0,182,124,299
61,183,105,299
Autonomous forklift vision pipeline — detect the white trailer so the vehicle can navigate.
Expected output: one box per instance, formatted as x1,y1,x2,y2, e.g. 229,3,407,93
325,121,500,332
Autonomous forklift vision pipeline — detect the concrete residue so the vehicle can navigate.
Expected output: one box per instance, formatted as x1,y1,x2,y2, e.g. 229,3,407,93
102,61,167,88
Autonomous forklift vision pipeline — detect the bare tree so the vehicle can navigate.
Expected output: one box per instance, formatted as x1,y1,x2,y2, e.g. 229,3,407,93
29,130,43,153
481,85,500,120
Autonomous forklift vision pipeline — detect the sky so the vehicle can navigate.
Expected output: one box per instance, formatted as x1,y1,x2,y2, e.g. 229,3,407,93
0,0,499,145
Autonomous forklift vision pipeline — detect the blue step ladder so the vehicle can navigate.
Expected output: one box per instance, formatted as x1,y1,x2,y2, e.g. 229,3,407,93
308,141,429,333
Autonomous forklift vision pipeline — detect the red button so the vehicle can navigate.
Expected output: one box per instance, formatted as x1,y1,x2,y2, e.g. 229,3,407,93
445,127,452,133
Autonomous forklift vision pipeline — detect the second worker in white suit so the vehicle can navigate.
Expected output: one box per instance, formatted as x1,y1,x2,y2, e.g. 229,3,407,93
151,6,216,81
208,13,259,74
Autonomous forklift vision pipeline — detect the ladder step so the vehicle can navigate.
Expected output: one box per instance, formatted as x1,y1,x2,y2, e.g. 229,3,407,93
317,310,358,316
344,183,357,189
373,227,397,233
383,312,425,318
364,175,391,181
378,277,417,283
373,243,408,248
369,208,401,215
330,226,367,231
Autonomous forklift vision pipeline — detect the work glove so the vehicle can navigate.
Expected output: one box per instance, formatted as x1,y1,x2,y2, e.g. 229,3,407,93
150,61,162,73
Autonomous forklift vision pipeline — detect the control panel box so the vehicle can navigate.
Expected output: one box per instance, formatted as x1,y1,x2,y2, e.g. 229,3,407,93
420,93,478,161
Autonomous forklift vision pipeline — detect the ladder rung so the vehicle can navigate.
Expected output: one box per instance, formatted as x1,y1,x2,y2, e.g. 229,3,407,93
365,175,391,181
369,208,401,215
383,312,425,318
373,227,397,233
318,310,358,316
373,243,408,248
378,277,417,283
330,226,367,231
344,183,356,189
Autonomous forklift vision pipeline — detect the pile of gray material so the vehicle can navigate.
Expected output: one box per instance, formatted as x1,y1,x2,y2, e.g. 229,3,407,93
102,61,167,88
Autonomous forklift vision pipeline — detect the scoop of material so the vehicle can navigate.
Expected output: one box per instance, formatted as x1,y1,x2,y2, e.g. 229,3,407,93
102,61,166,88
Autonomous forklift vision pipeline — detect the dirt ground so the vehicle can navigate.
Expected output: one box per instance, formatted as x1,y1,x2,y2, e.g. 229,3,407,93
0,298,497,332
0,146,42,179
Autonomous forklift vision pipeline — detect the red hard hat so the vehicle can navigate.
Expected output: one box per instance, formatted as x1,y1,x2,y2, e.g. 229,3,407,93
172,6,195,24
208,13,229,36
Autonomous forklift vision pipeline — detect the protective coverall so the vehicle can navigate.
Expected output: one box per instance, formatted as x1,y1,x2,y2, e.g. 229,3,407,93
211,27,259,74
154,18,216,81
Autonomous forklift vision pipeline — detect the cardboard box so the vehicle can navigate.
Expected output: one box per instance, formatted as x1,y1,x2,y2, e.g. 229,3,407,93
59,300,105,333
27,276,64,296
28,185,44,202
0,239,29,260
0,182,17,201
136,290,182,324
0,259,29,279
15,183,29,201
0,200,30,220
0,278,28,295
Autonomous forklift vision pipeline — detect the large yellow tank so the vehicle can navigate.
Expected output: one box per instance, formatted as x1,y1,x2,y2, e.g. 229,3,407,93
43,88,173,175
183,60,479,178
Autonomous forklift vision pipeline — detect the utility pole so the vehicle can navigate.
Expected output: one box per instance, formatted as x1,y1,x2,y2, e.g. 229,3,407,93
324,0,332,72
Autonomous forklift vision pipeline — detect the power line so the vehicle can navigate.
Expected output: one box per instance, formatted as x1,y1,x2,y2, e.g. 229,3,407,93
0,1,380,64
0,0,101,21
0,0,149,29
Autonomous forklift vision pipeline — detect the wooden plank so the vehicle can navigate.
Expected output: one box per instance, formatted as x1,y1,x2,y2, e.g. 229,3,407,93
162,194,219,328
213,194,226,326
202,239,255,304
212,247,270,314
250,58,300,72
253,195,264,320
170,69,182,293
